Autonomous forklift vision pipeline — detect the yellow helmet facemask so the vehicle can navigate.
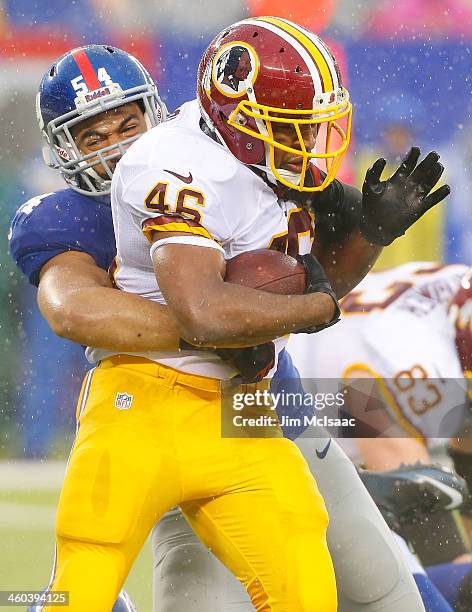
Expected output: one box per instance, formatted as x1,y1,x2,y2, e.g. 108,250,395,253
228,88,352,192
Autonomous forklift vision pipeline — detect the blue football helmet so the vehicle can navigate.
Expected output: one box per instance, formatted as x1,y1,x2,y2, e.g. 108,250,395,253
36,44,166,196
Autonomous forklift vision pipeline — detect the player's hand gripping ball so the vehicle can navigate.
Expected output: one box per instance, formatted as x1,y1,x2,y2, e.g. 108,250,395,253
193,250,339,383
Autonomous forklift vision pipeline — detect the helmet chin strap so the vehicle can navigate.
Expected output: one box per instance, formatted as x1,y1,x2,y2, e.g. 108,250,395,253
251,163,302,188
251,142,303,188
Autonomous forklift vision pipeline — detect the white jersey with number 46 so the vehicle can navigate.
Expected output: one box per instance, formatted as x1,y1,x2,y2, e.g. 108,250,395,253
287,261,468,446
87,99,315,377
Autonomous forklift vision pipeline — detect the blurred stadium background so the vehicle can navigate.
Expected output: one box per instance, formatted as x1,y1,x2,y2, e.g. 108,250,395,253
1,0,472,608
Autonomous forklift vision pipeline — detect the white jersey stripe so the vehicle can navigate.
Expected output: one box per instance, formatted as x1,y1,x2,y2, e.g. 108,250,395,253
75,367,95,433
257,16,334,92
241,18,323,95
275,17,340,90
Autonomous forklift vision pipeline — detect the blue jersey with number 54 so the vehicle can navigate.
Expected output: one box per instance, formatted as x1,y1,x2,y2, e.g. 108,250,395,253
9,188,116,286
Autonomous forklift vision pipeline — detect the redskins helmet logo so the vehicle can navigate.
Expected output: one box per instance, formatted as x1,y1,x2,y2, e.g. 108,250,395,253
212,42,258,97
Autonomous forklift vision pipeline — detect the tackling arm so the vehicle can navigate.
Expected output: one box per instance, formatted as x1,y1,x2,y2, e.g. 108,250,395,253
152,236,336,347
308,180,382,298
313,229,382,299
38,250,182,351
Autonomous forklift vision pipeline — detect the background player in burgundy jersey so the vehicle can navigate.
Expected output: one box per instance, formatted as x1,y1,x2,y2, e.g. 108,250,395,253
289,262,472,611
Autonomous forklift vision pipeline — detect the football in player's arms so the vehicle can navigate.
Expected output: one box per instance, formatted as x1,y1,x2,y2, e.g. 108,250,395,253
11,20,450,609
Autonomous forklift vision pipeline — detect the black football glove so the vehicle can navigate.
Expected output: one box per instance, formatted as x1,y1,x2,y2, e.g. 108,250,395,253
215,343,276,383
179,339,275,383
294,253,340,334
360,147,450,246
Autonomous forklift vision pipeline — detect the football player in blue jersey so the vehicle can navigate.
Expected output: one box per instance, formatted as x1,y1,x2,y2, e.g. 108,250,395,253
9,43,447,611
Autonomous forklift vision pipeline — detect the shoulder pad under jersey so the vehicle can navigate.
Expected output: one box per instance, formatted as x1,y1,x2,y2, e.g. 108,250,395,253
9,188,116,286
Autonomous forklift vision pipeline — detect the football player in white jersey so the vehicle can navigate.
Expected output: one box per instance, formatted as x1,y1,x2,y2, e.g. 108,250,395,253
17,43,432,612
38,17,450,611
70,19,344,609
287,263,472,600
288,261,467,458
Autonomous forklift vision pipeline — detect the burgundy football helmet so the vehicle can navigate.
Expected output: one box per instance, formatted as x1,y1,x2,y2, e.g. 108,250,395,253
197,16,352,192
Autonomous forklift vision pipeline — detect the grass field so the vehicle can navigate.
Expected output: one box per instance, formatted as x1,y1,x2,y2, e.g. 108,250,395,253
0,461,152,611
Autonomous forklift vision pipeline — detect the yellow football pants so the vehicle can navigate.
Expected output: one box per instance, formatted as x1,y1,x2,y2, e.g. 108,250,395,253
45,356,336,611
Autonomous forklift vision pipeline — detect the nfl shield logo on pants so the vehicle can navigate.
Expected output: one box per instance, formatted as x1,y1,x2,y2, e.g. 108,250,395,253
115,392,133,410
